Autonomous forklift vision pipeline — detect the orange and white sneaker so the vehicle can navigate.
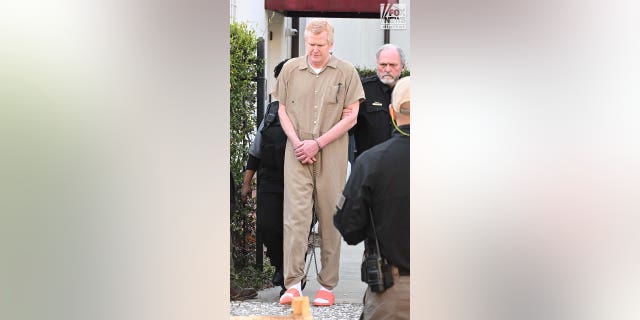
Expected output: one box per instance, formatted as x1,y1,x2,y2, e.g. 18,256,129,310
279,287,301,305
312,288,335,306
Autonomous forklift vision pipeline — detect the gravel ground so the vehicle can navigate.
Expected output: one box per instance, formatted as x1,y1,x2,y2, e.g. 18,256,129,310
231,240,366,319
230,301,363,320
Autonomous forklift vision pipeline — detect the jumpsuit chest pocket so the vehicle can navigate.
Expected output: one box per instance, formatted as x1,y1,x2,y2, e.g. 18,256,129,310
324,84,345,107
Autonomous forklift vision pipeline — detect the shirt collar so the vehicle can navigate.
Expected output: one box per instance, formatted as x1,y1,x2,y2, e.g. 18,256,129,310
297,54,338,71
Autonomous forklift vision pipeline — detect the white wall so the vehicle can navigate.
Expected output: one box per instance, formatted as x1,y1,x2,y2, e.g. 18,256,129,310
232,0,268,39
390,0,411,69
327,18,387,69
265,11,291,100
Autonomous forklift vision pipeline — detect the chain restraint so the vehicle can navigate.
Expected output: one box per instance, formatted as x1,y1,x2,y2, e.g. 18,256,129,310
304,136,320,282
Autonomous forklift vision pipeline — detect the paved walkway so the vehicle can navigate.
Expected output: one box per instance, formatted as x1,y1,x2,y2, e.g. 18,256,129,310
256,239,366,303
230,239,367,319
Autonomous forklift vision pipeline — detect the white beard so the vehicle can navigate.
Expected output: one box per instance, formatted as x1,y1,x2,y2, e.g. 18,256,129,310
379,76,396,85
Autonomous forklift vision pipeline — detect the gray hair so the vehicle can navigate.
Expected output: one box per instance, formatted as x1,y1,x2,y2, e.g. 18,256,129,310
376,44,407,68
305,18,334,44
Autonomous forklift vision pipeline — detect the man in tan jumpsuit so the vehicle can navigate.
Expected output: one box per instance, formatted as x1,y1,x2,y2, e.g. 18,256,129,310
271,18,365,306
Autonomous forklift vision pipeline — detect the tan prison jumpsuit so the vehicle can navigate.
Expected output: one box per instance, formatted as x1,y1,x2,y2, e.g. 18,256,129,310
271,55,365,290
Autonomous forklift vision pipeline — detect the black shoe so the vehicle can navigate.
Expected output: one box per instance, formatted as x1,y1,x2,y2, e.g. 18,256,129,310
272,270,284,287
279,288,287,297
230,285,258,300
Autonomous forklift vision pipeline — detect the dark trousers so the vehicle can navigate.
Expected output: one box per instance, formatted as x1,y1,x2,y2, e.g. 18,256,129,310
256,190,284,271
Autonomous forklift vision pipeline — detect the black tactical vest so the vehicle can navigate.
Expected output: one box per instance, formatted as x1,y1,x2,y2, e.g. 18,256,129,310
258,101,287,191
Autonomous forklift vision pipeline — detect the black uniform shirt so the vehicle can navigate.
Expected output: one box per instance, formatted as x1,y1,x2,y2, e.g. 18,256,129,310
334,125,410,273
352,75,394,159
245,101,287,193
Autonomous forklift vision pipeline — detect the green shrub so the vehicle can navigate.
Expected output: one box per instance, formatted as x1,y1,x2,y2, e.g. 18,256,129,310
230,21,263,272
355,66,411,79
231,263,276,290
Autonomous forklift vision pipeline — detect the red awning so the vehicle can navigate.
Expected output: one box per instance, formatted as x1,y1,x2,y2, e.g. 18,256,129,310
265,0,399,18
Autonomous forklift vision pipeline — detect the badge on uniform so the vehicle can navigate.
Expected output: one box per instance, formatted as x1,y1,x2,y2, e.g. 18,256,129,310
372,102,383,106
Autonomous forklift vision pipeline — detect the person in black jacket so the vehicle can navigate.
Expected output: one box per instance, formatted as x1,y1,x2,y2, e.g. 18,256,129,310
351,44,407,159
241,59,290,296
334,77,410,320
